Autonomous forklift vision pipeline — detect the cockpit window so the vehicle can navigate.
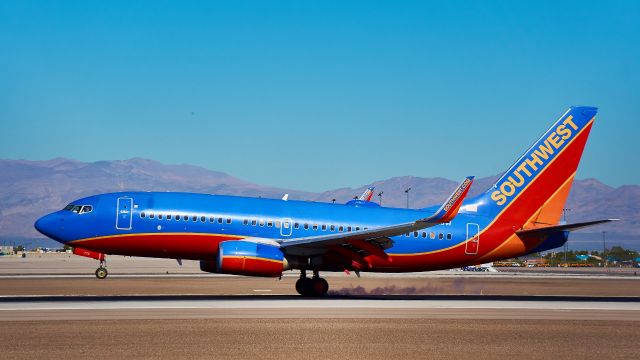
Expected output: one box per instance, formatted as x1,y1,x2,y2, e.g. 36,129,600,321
63,204,93,214
79,205,93,214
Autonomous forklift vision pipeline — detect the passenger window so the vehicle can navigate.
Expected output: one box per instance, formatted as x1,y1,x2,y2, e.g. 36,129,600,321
413,231,418,237
210,217,214,223
158,214,163,220
438,233,444,240
275,221,281,228
243,219,249,225
218,217,223,224
200,216,205,222
330,225,335,231
183,215,188,221
347,226,352,232
338,226,344,232
304,223,309,230
149,212,155,219
421,232,426,238
430,232,435,239
259,220,265,227
355,227,360,231
446,233,452,240
192,215,197,222
167,214,172,220
251,219,257,226
226,218,232,224
141,212,146,218
267,221,273,227
175,214,180,221
321,224,327,231
294,222,299,229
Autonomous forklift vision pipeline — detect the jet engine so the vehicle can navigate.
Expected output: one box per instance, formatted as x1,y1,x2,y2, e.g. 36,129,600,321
216,240,284,277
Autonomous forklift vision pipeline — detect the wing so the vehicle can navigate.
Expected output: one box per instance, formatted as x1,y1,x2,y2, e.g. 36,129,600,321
280,176,474,257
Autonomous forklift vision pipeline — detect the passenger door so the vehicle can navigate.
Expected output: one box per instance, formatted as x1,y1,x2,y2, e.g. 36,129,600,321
116,197,133,230
465,223,480,255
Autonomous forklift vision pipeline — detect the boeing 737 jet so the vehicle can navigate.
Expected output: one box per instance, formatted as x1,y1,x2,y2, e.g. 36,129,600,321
35,106,615,296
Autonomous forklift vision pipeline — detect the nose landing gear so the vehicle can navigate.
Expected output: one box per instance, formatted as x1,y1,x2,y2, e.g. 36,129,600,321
295,270,329,297
95,265,108,279
95,260,108,279
72,247,108,279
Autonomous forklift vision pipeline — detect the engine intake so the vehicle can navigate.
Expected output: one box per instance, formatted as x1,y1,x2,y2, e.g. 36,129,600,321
217,240,284,277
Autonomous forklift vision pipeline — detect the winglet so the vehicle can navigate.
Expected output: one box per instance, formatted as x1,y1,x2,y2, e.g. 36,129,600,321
428,176,474,223
359,187,375,202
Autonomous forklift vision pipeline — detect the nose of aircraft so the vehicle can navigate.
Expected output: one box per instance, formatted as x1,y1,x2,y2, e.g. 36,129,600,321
34,212,61,239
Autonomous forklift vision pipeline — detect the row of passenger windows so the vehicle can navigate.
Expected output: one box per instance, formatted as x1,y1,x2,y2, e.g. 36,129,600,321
406,231,452,240
140,211,232,224
139,211,452,239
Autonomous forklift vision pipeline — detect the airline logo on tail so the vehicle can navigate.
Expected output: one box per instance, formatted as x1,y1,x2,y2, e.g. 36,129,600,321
490,113,588,206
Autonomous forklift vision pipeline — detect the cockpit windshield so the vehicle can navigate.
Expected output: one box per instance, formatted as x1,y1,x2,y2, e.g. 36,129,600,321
63,204,93,214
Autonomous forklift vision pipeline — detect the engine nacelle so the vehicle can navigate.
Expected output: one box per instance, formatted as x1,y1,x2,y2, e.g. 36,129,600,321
217,240,284,277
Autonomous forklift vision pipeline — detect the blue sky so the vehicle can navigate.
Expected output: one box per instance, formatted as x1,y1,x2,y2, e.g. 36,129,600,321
1,1,638,191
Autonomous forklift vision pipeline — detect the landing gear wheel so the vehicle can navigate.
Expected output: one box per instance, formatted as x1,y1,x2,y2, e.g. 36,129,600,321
95,267,108,279
311,277,329,297
295,277,313,296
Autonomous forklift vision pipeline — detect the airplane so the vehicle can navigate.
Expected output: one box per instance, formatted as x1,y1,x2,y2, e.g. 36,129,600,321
34,106,616,296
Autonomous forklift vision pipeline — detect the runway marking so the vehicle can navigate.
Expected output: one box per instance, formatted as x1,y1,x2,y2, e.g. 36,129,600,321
1,299,639,312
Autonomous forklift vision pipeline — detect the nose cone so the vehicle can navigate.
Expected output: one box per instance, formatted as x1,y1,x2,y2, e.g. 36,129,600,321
34,213,60,240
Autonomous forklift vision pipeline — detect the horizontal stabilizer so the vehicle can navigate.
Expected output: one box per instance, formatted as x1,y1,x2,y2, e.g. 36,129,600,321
516,219,619,237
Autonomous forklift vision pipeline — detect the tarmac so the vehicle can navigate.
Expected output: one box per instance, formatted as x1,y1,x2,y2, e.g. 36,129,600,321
1,254,639,359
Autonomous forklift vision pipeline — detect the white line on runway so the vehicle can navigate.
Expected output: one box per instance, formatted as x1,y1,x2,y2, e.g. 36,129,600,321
1,299,639,312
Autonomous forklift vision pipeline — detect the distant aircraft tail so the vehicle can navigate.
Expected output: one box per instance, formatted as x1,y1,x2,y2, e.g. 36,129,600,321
464,106,598,228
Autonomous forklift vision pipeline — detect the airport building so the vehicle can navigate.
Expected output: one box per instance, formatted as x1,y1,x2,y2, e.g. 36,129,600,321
0,246,15,255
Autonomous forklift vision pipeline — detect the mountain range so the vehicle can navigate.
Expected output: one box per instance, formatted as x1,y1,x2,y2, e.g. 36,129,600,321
1,158,637,250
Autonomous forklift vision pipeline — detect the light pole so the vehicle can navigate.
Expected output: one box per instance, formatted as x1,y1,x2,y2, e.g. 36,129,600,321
377,191,383,206
404,187,411,209
562,208,571,266
602,231,606,268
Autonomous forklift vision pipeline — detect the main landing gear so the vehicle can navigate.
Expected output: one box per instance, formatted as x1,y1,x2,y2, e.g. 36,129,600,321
295,270,329,297
95,260,108,279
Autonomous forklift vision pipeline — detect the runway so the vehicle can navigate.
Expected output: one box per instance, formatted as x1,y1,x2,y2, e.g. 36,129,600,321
1,294,639,321
2,255,639,359
1,295,639,360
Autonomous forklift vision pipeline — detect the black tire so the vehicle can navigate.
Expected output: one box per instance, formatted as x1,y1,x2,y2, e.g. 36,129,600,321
311,277,329,297
95,267,108,279
295,277,313,296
